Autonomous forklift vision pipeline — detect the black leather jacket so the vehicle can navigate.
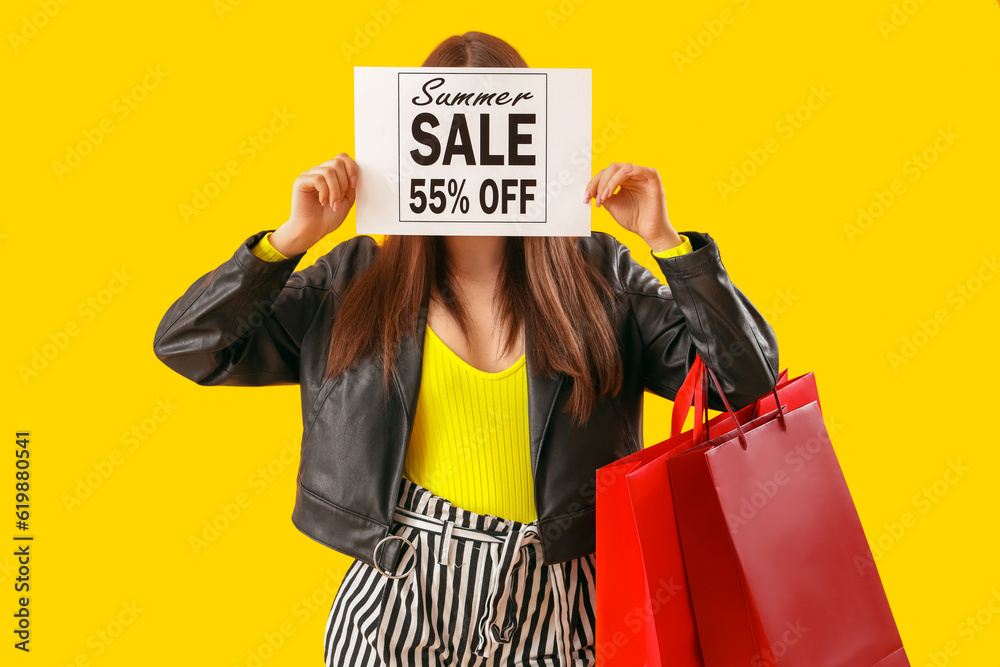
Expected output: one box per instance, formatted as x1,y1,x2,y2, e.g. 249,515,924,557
153,228,779,572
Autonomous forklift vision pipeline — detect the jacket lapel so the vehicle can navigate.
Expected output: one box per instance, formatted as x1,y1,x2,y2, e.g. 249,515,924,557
392,294,430,449
393,293,567,478
525,309,567,477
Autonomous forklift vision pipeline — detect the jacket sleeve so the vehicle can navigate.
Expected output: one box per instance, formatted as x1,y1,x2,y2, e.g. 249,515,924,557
152,229,335,386
613,230,779,412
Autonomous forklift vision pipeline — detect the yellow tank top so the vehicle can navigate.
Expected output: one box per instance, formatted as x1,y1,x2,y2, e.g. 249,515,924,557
401,324,536,523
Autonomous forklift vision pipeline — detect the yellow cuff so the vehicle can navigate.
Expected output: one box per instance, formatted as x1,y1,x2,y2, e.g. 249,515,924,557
651,234,692,259
251,231,290,262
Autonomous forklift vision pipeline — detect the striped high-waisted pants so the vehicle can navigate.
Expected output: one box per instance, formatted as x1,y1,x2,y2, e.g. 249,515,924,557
323,477,597,666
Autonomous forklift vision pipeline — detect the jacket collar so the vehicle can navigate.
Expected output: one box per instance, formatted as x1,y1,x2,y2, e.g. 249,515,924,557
393,290,567,477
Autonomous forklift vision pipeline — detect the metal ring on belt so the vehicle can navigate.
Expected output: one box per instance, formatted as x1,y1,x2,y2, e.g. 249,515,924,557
372,534,416,579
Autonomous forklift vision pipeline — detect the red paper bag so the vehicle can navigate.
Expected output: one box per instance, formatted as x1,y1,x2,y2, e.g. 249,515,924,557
596,356,809,667
669,364,909,666
627,363,819,666
595,361,706,666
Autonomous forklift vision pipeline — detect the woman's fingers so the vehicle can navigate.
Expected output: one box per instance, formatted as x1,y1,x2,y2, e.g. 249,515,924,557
585,163,656,207
585,163,630,207
337,152,359,189
600,163,635,202
327,165,349,212
313,154,358,212
312,153,358,211
321,154,358,191
322,169,341,209
595,163,623,204
301,172,330,207
305,167,339,209
584,168,606,205
595,163,627,206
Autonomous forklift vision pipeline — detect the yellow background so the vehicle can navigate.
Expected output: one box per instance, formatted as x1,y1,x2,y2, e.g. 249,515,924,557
4,0,999,664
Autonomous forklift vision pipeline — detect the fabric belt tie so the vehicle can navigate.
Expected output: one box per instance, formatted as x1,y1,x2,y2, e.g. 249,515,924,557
472,523,538,657
376,506,543,659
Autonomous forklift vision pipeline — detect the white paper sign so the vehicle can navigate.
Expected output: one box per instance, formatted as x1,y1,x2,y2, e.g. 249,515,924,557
354,67,592,236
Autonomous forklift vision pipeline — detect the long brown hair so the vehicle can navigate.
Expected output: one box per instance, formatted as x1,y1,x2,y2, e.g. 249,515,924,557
326,31,623,427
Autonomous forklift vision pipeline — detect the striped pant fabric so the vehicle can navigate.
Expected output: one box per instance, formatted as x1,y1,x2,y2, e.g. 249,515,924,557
323,476,597,666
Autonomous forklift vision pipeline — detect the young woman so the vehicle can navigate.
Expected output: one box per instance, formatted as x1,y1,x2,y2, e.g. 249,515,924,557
153,31,779,667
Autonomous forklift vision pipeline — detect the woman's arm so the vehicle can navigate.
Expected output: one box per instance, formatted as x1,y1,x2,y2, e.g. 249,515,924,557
152,229,334,386
615,231,779,411
587,162,778,411
153,154,360,386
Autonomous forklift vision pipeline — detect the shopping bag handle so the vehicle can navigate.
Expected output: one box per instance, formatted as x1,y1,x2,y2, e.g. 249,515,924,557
670,354,706,438
751,367,789,420
698,363,748,448
669,353,717,443
671,353,787,450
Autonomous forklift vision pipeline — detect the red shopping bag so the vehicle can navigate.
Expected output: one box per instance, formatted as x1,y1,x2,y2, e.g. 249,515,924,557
594,358,725,667
595,356,807,667
595,454,684,667
669,364,909,666
628,362,819,666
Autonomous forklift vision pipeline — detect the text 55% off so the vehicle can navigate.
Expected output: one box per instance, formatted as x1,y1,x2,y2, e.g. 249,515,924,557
407,177,537,216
